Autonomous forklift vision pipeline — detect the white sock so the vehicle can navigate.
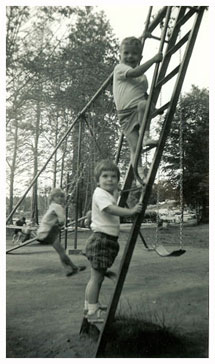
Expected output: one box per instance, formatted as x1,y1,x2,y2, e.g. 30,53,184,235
88,303,99,315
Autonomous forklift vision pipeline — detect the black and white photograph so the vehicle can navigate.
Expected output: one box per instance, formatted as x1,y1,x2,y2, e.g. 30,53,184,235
2,0,214,360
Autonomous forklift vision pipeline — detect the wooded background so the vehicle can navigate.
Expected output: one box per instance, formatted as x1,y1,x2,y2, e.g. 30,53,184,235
6,6,209,223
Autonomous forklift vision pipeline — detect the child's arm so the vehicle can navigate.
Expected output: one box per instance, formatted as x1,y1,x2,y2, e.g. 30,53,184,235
54,205,65,226
104,202,142,217
126,53,163,78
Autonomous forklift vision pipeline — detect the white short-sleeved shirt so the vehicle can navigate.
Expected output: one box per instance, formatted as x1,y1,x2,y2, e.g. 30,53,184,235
113,63,148,111
91,187,120,237
37,202,65,236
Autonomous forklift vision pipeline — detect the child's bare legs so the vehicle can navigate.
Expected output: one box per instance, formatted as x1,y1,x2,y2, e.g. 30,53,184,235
52,235,85,276
85,267,106,321
127,128,147,183
85,267,105,304
17,231,22,245
137,100,157,146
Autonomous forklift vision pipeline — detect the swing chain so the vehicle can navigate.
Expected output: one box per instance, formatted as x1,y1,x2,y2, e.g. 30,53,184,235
155,169,160,248
179,30,184,250
155,90,163,248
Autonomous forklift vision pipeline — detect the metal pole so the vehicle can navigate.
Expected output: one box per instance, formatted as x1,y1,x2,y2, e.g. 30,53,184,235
74,118,83,249
64,172,69,250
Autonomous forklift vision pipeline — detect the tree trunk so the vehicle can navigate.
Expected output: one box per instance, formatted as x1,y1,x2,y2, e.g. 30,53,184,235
52,116,59,188
8,117,19,223
31,100,40,224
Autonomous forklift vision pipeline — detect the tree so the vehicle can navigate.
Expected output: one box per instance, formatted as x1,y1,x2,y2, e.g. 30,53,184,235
43,7,119,218
6,6,120,221
162,86,209,222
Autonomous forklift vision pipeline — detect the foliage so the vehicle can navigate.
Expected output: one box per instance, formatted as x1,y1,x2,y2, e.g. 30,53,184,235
6,8,209,223
161,86,209,221
6,6,120,219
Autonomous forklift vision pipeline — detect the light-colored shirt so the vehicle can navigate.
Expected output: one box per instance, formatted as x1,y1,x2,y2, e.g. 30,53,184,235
37,202,65,237
91,187,120,237
113,63,148,111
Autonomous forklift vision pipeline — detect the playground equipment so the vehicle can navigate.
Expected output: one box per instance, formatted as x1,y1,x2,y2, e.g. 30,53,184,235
94,6,205,357
6,225,38,254
6,5,206,357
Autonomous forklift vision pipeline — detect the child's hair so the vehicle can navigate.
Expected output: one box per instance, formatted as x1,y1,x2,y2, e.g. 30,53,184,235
49,188,65,203
94,159,120,183
120,36,142,55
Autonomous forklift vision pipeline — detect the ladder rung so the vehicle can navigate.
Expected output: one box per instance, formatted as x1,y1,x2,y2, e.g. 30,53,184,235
151,101,170,118
175,7,198,30
166,31,190,58
144,32,169,44
155,65,180,89
186,6,201,12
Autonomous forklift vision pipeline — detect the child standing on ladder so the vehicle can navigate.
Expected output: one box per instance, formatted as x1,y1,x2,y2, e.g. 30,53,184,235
37,188,86,276
84,159,142,323
113,36,163,184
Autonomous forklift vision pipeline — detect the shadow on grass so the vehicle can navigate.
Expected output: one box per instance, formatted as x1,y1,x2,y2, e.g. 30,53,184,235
79,315,208,358
104,317,186,358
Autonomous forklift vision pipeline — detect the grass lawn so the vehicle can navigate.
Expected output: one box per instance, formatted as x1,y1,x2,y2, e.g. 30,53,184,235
6,223,209,358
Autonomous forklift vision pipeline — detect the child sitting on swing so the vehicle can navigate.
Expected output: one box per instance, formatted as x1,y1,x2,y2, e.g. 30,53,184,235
37,188,86,276
113,36,163,184
84,159,142,323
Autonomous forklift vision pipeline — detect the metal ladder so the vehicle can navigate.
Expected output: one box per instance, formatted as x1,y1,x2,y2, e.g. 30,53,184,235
94,5,206,357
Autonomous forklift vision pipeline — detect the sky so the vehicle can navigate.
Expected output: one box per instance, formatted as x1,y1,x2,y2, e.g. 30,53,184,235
98,4,210,93
1,1,212,91
4,1,212,188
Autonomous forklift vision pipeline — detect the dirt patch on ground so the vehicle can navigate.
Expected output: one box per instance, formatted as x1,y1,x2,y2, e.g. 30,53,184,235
6,224,209,358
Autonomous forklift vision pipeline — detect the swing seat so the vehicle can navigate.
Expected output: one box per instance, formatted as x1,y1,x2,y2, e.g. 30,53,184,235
155,244,186,257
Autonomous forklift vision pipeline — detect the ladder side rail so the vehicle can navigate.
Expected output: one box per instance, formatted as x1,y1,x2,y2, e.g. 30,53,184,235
117,165,134,207
139,7,205,205
114,132,124,164
143,7,168,35
133,7,172,184
95,201,147,358
140,6,153,49
95,7,205,357
152,6,187,104
155,6,202,95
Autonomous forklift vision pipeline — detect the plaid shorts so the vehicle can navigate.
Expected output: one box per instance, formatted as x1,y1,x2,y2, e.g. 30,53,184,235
85,232,119,270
